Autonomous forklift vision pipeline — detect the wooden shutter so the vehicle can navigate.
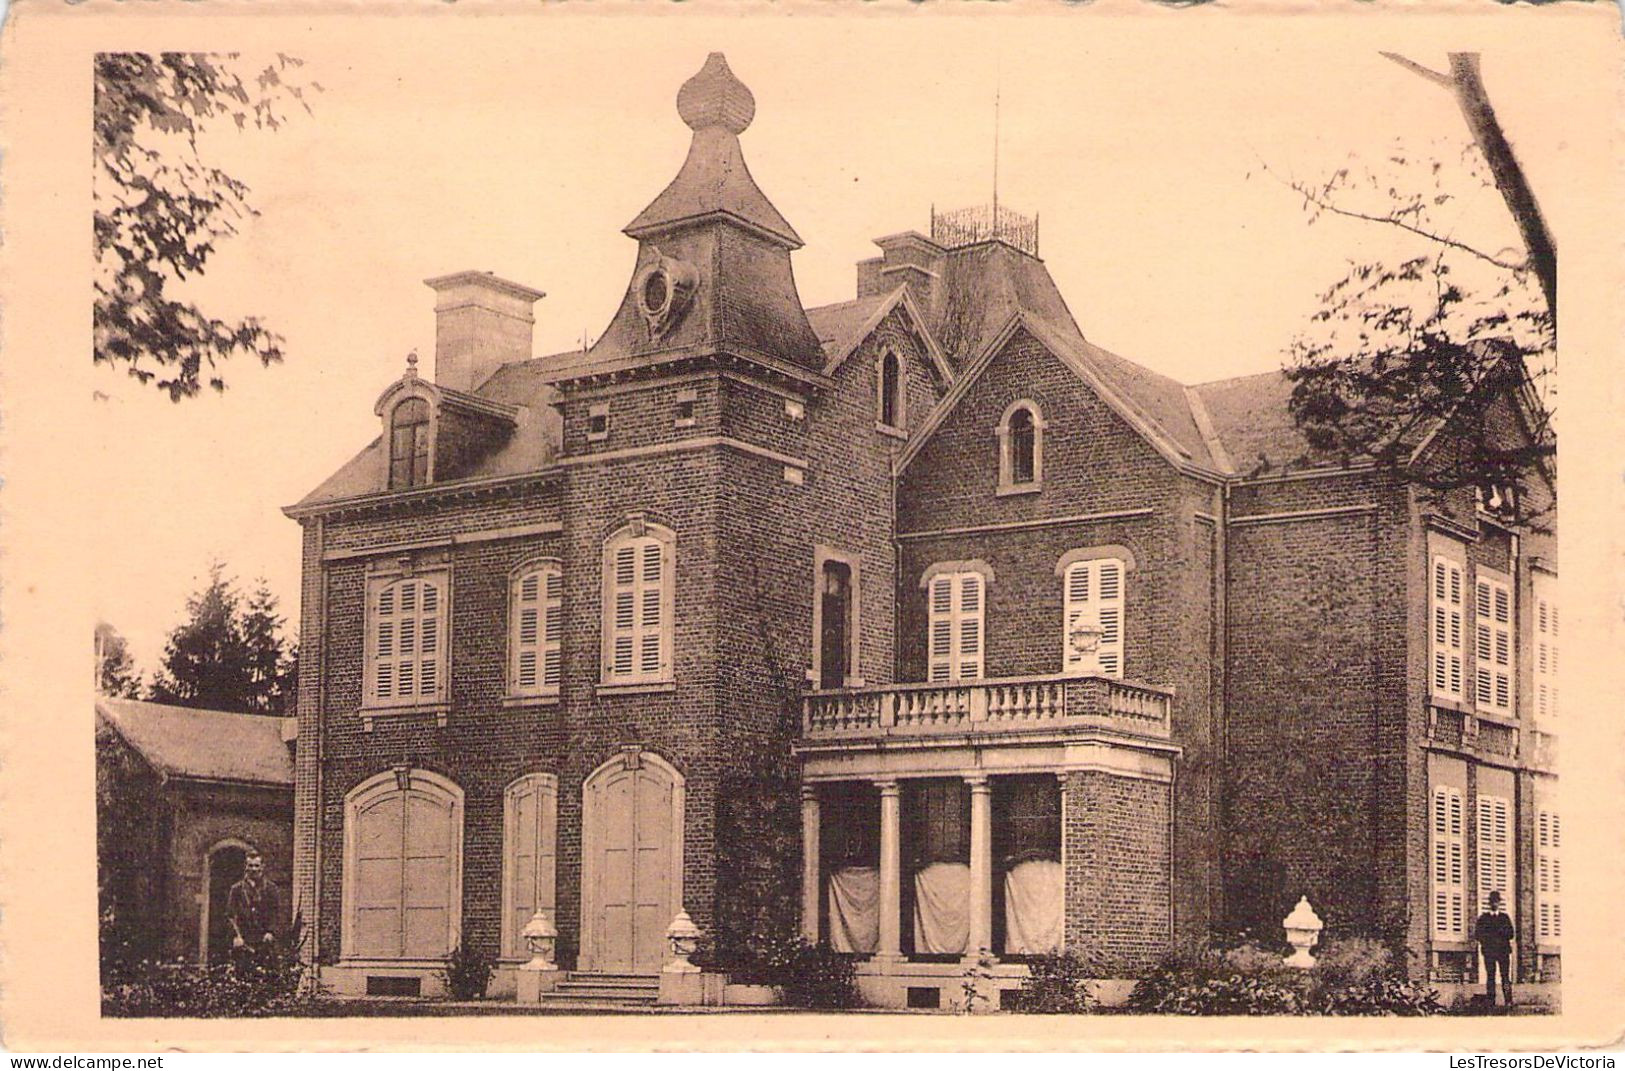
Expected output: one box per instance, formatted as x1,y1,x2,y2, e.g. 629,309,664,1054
1476,794,1512,917
1431,786,1466,938
1537,809,1561,943
606,536,668,682
370,576,445,705
927,572,984,682
1431,556,1465,701
1535,578,1558,723
1064,559,1124,678
505,777,559,958
1475,575,1514,715
511,566,562,696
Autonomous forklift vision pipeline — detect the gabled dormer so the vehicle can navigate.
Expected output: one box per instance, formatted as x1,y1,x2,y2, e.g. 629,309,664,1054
373,357,521,489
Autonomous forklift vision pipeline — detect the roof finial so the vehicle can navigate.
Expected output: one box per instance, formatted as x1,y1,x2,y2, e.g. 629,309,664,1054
405,349,419,378
677,53,755,135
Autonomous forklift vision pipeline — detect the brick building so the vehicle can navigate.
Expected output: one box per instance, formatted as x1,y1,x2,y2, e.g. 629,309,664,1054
285,54,1558,1007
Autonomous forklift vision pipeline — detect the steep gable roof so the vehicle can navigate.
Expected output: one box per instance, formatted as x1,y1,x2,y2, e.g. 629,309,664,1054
805,286,953,384
97,697,295,788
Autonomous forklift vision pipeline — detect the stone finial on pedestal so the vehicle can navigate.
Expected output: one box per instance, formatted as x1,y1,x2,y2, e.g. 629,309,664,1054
664,909,702,974
515,909,562,1004
1282,896,1324,969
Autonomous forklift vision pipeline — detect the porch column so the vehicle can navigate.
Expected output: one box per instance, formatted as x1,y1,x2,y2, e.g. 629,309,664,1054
800,785,821,944
876,779,903,962
967,774,994,958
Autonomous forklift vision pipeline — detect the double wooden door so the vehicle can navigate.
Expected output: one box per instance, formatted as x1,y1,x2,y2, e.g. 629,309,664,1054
581,755,682,973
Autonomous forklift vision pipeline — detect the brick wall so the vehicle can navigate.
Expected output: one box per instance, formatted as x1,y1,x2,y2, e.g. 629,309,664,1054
1063,770,1171,975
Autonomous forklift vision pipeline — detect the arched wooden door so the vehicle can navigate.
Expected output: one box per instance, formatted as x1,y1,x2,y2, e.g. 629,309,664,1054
580,752,684,974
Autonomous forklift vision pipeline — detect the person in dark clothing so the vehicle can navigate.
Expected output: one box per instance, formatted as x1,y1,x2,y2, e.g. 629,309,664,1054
1474,890,1516,1006
226,852,283,972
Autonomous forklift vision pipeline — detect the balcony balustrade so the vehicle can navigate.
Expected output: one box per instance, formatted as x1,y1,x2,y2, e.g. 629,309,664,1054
803,673,1172,742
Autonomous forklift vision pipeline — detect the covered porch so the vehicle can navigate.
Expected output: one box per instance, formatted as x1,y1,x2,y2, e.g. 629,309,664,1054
796,673,1178,1010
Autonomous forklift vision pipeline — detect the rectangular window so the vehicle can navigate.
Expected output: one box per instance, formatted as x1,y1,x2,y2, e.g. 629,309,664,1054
510,565,562,698
674,388,697,428
1475,573,1514,716
1063,559,1125,678
1431,785,1466,940
366,573,448,707
1476,793,1512,917
587,402,610,442
927,572,984,682
1534,574,1558,725
1536,809,1562,944
1430,555,1465,703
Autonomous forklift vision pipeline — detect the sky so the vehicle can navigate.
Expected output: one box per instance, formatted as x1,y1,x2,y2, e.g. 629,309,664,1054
86,13,1584,674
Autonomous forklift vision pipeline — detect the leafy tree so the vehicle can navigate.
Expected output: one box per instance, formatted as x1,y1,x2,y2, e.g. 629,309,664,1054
1274,52,1555,528
94,52,317,400
149,563,295,714
95,621,143,698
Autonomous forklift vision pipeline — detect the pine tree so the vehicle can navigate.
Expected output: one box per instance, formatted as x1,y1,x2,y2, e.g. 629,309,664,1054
148,563,295,714
94,621,142,698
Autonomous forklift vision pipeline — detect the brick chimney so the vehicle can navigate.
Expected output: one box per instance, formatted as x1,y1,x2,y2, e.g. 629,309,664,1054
423,271,546,392
856,231,942,305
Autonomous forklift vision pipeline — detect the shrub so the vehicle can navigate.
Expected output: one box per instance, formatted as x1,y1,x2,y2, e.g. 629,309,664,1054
959,951,999,1014
440,944,496,1001
1009,948,1096,1014
1316,975,1443,1016
774,941,861,1009
102,950,313,1017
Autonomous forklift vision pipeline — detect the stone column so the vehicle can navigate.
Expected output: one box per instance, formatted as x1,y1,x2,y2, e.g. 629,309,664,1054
801,785,822,944
967,774,994,959
876,779,903,962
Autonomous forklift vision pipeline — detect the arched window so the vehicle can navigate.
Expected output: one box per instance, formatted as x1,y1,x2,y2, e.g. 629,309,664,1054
509,561,562,699
342,769,463,961
878,350,904,431
501,773,558,960
998,400,1043,493
365,572,448,708
388,397,432,489
1061,557,1124,678
602,521,675,685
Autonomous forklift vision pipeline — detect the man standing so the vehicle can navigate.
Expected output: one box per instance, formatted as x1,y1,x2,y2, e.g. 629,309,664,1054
226,851,282,971
1474,890,1516,1007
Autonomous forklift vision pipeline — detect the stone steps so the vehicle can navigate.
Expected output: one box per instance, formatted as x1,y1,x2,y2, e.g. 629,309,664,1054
539,972,661,1007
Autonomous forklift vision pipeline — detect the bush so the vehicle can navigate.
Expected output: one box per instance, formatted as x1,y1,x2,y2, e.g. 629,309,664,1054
102,949,313,1017
1009,949,1096,1014
773,941,861,1009
1125,937,1442,1017
440,944,496,1001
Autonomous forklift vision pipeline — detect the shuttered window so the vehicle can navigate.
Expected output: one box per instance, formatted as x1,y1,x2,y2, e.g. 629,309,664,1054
1536,809,1562,944
1063,558,1125,678
927,571,985,682
1534,576,1558,724
367,574,447,707
1430,556,1465,702
1431,785,1466,939
1476,793,1513,917
1475,574,1514,715
510,564,562,698
603,526,674,684
502,774,559,959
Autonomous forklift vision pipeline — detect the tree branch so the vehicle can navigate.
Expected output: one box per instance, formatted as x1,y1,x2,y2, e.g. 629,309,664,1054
1380,51,1452,88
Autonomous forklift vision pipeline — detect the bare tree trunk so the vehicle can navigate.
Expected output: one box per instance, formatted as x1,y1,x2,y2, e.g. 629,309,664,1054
1383,51,1557,323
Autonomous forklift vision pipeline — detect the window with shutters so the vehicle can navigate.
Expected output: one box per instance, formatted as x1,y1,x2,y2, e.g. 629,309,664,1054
925,569,987,682
501,773,559,959
601,522,675,686
508,561,562,700
1430,555,1466,703
1534,574,1558,726
1430,785,1466,940
1536,808,1561,945
364,571,449,709
1476,793,1513,918
997,400,1044,494
342,770,463,962
1062,558,1125,678
1474,572,1514,716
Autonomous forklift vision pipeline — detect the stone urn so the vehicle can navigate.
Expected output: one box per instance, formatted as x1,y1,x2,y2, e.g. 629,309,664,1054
1282,895,1324,969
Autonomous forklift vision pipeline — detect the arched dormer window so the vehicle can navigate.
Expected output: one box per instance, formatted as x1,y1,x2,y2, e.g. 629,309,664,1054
388,397,432,489
877,350,904,432
997,400,1044,494
601,519,676,687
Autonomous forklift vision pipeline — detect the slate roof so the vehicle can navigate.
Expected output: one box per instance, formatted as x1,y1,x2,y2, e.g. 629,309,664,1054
1191,370,1330,476
97,697,295,788
805,294,889,362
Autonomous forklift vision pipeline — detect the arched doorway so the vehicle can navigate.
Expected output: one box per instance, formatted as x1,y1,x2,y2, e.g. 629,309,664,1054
579,750,684,974
201,841,251,965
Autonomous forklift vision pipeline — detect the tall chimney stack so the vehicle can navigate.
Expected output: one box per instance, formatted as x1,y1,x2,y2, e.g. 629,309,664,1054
423,271,546,392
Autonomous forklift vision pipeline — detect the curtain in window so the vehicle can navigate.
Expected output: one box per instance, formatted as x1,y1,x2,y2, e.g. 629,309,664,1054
912,863,970,954
828,866,879,954
1003,860,1063,954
